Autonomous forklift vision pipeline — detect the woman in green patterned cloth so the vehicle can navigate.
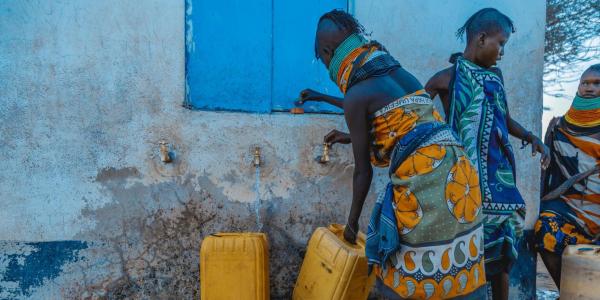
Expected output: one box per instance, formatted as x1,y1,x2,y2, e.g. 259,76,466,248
425,8,549,300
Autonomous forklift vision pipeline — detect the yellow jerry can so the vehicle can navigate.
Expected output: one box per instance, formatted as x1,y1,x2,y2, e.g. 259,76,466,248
560,244,600,300
293,224,376,300
200,233,269,300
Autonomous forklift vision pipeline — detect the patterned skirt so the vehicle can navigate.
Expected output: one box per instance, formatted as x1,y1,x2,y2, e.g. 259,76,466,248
482,211,523,276
535,211,600,255
367,124,487,299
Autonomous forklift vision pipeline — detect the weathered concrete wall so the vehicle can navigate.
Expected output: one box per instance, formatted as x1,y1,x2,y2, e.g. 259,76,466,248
0,0,544,299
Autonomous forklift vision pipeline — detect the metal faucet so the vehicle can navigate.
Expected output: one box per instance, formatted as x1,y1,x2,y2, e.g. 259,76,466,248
159,141,172,163
318,143,330,164
253,147,261,167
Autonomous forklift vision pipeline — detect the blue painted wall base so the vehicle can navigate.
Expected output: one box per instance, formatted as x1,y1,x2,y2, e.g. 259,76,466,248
0,241,87,299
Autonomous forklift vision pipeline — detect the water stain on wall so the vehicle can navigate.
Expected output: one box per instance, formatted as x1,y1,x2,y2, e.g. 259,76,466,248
57,165,359,299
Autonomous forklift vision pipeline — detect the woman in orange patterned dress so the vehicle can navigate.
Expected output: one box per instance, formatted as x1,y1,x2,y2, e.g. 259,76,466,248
299,10,486,299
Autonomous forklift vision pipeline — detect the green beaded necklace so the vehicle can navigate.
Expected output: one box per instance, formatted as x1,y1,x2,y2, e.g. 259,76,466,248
327,33,368,82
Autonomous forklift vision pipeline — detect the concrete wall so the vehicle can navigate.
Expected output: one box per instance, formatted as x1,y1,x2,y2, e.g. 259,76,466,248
0,0,545,299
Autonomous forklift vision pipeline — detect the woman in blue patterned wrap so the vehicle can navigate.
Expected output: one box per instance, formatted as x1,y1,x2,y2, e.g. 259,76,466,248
425,8,550,300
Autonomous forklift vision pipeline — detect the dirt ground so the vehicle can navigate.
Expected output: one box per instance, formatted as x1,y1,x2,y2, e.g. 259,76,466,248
537,255,560,300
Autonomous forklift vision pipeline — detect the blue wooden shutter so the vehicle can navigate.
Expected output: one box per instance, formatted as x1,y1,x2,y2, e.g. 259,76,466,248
185,0,272,113
186,0,347,113
271,1,347,113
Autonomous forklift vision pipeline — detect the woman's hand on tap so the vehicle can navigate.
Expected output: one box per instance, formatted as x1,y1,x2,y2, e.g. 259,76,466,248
324,130,351,145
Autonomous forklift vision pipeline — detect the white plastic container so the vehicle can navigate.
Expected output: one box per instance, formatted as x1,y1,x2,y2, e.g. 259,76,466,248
560,244,600,300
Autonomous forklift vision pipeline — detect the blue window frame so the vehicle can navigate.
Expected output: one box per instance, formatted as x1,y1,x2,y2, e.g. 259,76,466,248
185,0,348,113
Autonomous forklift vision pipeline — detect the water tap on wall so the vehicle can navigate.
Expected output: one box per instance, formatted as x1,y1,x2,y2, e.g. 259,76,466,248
253,147,261,167
159,141,172,163
317,143,330,164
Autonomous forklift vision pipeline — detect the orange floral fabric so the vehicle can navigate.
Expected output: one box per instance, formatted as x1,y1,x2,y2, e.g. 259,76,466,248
446,156,482,223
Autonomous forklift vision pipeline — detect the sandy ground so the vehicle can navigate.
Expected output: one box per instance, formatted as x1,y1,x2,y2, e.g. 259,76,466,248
537,255,560,300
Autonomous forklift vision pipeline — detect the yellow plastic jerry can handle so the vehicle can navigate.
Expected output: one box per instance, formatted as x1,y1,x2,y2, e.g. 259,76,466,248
327,224,365,250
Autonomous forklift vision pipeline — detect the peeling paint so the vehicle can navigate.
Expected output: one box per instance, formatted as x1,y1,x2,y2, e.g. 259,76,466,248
0,241,87,299
185,0,195,54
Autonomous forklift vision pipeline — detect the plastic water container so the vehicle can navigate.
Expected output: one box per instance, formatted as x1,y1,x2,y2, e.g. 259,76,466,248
560,244,600,300
293,224,376,300
200,233,269,300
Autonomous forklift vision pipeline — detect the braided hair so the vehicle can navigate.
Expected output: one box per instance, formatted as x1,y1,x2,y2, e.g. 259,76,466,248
315,9,365,59
456,8,515,43
319,9,365,36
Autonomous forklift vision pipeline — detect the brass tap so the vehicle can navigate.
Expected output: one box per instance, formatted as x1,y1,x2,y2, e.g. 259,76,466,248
159,141,172,163
318,143,330,164
253,147,261,167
